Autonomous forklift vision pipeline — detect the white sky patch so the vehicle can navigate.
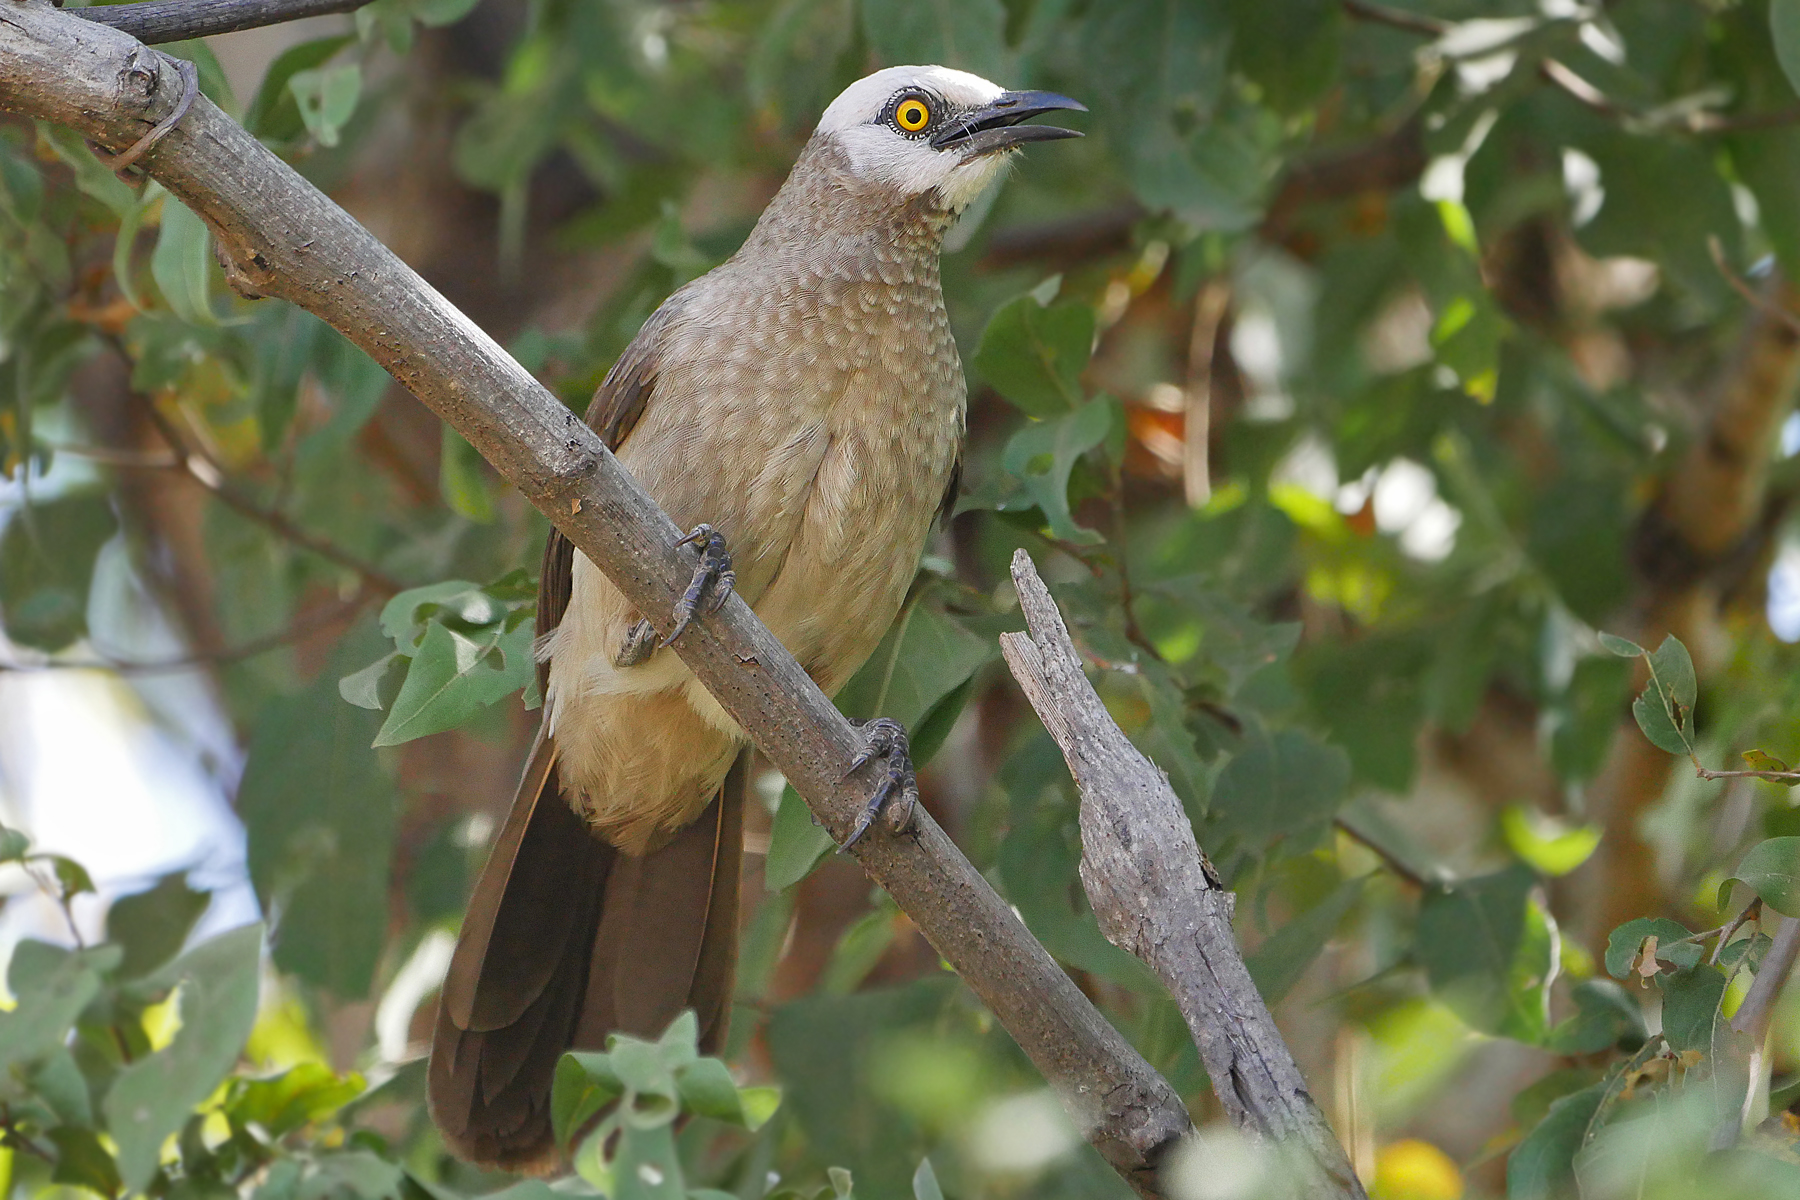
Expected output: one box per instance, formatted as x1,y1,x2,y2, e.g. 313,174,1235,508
1163,1125,1272,1200
1562,149,1604,228
1272,433,1338,499
376,929,455,1062
964,1090,1078,1173
0,477,257,963
1578,20,1626,65
1420,108,1499,207
1231,310,1283,389
1770,543,1800,643
1781,411,1800,458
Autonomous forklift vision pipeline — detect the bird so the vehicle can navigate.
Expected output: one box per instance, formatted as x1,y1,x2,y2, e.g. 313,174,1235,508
427,64,1084,1171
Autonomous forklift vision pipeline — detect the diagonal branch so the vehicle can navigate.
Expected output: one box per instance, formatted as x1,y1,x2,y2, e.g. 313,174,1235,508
0,5,1192,1193
73,0,373,44
1000,549,1368,1200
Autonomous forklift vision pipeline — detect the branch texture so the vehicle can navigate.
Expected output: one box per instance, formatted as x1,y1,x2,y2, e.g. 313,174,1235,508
73,0,372,44
0,4,1191,1192
1000,549,1367,1200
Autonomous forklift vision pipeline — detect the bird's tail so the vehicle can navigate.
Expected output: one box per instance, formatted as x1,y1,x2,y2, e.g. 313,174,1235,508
428,734,746,1171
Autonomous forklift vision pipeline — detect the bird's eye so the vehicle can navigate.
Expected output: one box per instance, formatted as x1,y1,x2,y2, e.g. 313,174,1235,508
893,95,933,134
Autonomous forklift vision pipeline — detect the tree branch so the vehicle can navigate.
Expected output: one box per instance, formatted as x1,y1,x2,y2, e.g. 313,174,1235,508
998,549,1368,1200
0,591,370,674
72,0,372,44
0,5,1192,1192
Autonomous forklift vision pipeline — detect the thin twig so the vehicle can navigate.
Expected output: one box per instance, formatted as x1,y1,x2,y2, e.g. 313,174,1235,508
1695,766,1800,785
104,337,406,598
1183,280,1229,509
1339,0,1448,37
73,0,374,44
0,593,372,675
1710,237,1800,338
1333,817,1433,890
1730,914,1800,1039
1704,899,1762,967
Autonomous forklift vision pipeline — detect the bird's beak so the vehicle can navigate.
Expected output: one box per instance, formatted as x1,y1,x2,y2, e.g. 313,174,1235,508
930,90,1086,156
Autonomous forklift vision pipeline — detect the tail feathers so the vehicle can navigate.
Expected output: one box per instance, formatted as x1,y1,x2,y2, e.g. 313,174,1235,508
428,742,748,1172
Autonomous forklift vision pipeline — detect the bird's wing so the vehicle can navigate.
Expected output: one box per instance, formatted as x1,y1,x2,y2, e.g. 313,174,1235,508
534,296,689,692
433,296,735,1171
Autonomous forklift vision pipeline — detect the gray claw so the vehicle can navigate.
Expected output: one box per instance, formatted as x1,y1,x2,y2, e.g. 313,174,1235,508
662,524,734,647
614,619,658,667
841,718,918,851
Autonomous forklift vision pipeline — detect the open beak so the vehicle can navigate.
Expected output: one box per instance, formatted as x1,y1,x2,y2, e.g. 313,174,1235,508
930,90,1086,156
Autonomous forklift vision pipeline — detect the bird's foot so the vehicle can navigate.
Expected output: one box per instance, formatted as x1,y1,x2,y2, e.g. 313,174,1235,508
661,524,735,647
841,718,918,851
614,618,658,667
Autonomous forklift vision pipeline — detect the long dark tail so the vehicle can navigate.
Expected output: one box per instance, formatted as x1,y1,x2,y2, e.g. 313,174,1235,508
428,734,746,1171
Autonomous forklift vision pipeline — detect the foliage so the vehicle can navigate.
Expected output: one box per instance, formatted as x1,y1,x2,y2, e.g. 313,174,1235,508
6,0,1800,1198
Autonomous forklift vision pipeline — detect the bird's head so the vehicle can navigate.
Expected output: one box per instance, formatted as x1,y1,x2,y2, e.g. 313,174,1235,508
814,66,1084,212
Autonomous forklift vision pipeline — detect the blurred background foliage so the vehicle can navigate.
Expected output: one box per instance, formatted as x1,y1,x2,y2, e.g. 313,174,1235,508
5,0,1800,1196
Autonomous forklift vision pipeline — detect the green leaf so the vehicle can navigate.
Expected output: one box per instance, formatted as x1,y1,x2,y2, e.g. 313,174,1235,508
1507,1082,1604,1200
0,943,115,1078
1000,397,1116,545
1623,633,1699,757
821,899,898,996
1500,806,1602,877
1245,878,1362,1005
373,619,533,746
764,784,835,893
1598,632,1643,657
1658,965,1726,1053
0,492,119,651
378,579,504,649
861,0,1006,79
1549,656,1631,784
289,64,362,149
610,1120,685,1200
439,423,496,523
49,1126,122,1198
835,600,995,735
229,1062,365,1137
106,872,211,979
151,199,215,325
554,1051,625,1149
106,923,264,1190
1546,980,1645,1055
239,641,397,998
1604,918,1694,980
911,1159,944,1200
1227,0,1342,114
245,35,354,139
1720,836,1800,917
674,1057,778,1130
1208,724,1350,854
973,290,1095,416
338,649,401,711
1773,0,1800,99
1416,866,1556,1042
1082,0,1262,230
1743,749,1794,775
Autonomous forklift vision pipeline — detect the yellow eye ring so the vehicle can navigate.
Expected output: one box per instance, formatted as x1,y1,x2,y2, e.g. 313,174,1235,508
894,98,931,133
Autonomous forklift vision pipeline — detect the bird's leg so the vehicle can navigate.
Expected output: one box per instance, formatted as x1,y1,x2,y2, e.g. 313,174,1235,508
841,717,918,850
614,619,658,667
661,524,735,647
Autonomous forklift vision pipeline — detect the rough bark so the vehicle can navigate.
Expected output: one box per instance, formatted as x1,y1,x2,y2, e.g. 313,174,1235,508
74,0,371,44
998,549,1368,1200
0,4,1193,1192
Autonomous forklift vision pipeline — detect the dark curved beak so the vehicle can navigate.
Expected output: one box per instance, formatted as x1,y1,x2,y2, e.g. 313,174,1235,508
931,90,1086,156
